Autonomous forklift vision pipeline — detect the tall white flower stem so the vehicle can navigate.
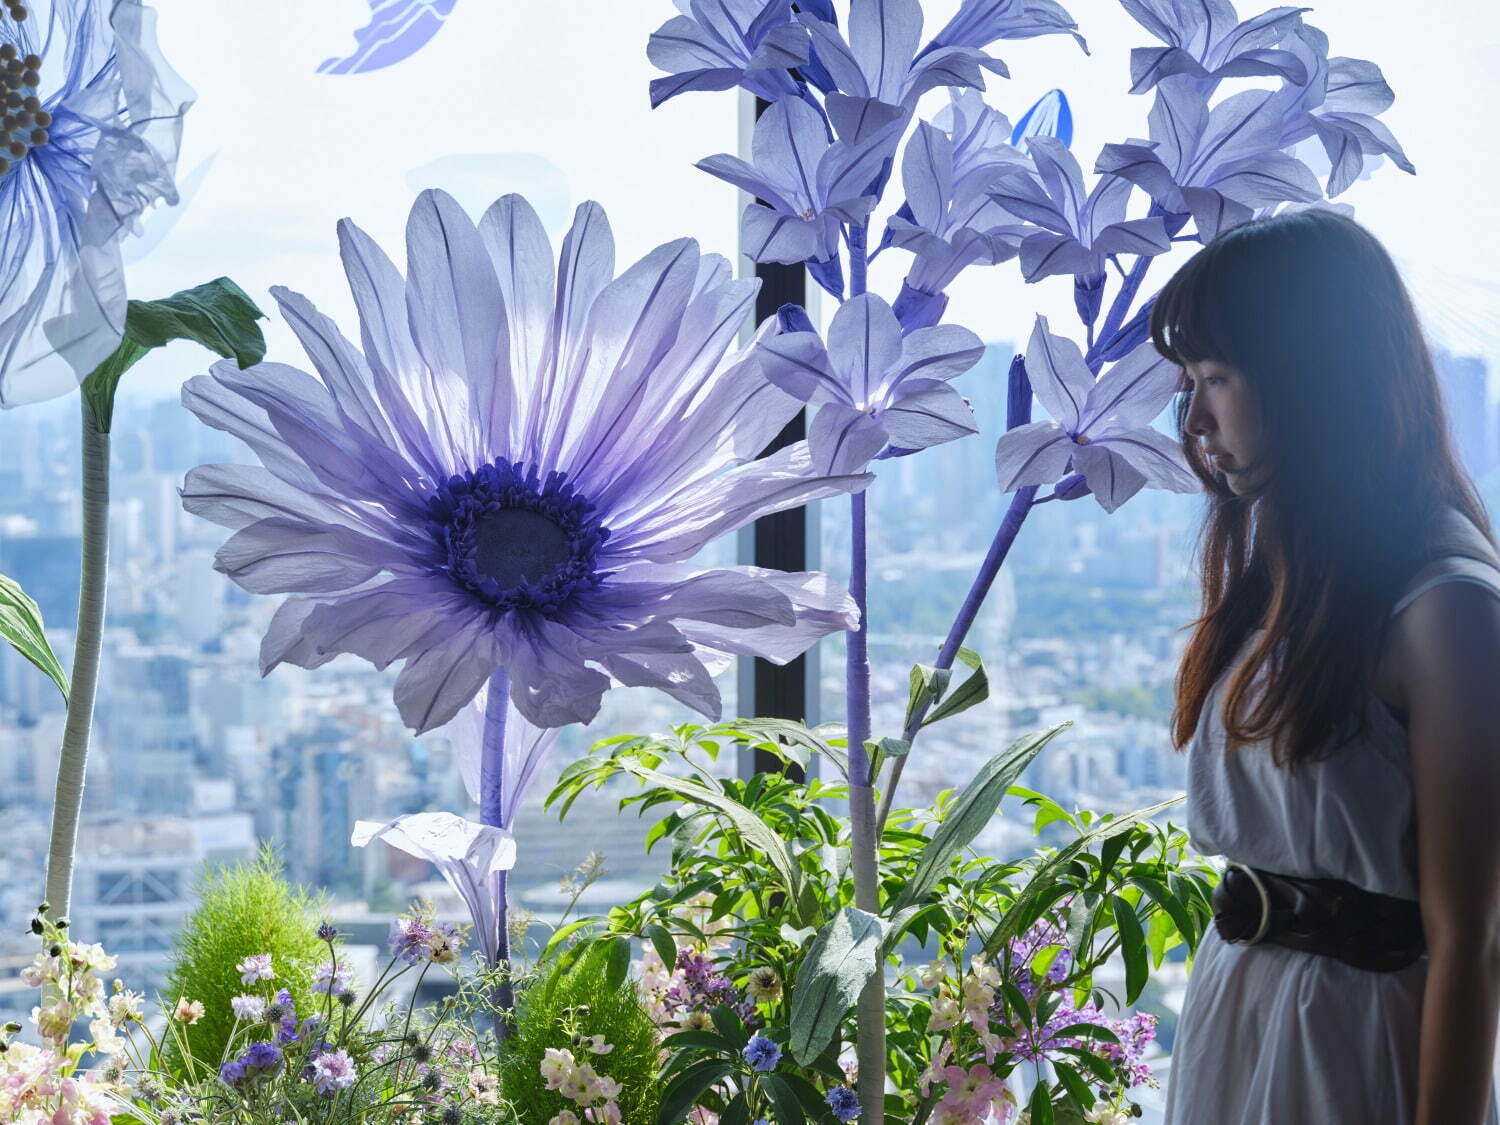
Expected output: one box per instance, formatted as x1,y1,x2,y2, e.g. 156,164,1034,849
44,401,111,918
480,666,514,1033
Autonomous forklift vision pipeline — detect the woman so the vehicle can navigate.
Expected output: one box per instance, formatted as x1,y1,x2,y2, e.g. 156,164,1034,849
1152,207,1500,1125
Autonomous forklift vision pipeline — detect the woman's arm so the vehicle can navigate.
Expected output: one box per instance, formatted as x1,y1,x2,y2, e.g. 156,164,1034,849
1402,580,1500,1125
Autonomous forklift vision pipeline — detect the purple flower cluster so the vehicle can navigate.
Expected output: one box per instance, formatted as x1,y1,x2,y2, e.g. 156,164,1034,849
668,949,753,1023
1002,918,1074,1004
219,1040,283,1087
994,917,1158,1086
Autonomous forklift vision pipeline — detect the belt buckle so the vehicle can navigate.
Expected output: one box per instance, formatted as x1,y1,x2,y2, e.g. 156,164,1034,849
1225,862,1273,945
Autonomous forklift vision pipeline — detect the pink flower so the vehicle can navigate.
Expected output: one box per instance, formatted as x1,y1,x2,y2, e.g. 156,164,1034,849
310,1049,358,1095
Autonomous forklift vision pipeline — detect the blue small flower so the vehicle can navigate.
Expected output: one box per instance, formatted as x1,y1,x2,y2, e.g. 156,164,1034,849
827,1085,860,1122
742,1033,781,1072
272,988,299,1045
221,1039,283,1086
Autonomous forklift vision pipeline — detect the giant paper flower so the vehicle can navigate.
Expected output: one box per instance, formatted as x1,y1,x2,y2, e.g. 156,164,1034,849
646,0,808,107
986,137,1171,288
0,0,192,407
697,92,904,275
797,0,1083,112
755,292,985,469
881,105,1028,328
181,189,870,733
1267,18,1412,197
1120,0,1312,94
876,88,1066,330
994,316,1197,512
1094,74,1320,243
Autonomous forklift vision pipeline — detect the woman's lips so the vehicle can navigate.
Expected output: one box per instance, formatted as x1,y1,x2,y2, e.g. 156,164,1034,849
1211,454,1235,470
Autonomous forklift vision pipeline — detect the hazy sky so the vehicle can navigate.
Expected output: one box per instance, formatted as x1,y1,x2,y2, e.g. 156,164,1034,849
113,0,1500,403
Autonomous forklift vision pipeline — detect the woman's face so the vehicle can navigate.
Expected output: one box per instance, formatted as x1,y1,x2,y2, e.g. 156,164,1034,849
1182,359,1267,496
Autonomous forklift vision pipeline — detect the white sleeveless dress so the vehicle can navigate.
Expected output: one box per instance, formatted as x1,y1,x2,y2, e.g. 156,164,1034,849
1164,506,1500,1124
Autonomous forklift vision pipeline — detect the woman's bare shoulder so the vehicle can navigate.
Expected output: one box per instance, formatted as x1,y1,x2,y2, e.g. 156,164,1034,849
1380,575,1500,723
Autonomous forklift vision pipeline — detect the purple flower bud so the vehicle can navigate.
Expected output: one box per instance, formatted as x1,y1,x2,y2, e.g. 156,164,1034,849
1055,471,1091,501
1006,354,1032,430
775,303,816,335
892,282,948,333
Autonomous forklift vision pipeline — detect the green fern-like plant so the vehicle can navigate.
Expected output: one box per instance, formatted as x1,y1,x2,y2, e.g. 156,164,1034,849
500,940,662,1124
159,844,329,1078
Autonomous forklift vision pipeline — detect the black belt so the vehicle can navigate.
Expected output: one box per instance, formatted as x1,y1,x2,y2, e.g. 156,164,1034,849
1211,863,1427,973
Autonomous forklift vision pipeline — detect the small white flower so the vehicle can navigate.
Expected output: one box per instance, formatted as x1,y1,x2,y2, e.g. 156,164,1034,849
107,989,143,1027
230,994,266,1022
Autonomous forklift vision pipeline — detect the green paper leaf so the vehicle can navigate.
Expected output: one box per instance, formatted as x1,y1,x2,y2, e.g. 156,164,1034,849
924,646,990,726
0,573,68,702
905,661,953,732
890,722,1072,913
82,277,266,431
789,906,885,1064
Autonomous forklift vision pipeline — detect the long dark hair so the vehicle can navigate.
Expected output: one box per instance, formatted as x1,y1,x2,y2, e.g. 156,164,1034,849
1150,207,1494,770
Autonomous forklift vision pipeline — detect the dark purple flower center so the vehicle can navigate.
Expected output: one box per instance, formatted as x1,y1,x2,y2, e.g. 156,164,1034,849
425,458,608,616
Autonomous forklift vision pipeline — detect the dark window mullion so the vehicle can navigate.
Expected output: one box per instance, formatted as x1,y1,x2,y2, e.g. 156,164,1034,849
738,95,815,783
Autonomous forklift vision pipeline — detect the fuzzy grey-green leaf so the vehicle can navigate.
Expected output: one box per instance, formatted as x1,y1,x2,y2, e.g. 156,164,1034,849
788,906,885,1064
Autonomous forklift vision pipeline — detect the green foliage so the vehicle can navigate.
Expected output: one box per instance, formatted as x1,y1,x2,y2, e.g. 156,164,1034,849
159,844,329,1077
0,572,67,701
545,715,1221,1120
500,939,661,1124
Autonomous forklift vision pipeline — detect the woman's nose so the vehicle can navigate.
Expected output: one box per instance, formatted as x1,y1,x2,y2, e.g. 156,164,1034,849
1185,398,1212,437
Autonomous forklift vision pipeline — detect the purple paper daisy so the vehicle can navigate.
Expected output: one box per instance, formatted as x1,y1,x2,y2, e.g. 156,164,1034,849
181,189,870,732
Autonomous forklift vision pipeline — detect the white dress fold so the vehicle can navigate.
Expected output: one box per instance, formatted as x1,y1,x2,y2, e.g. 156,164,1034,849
1165,507,1500,1124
